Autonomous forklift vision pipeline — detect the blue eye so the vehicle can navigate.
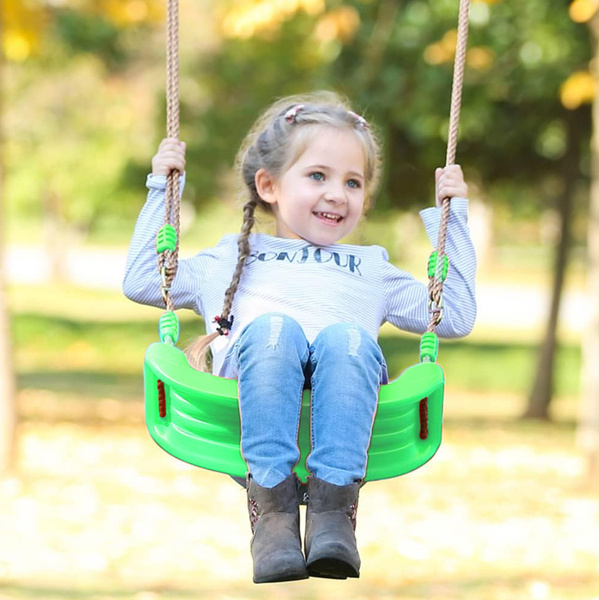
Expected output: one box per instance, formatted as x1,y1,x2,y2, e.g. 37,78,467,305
310,172,325,181
347,179,361,189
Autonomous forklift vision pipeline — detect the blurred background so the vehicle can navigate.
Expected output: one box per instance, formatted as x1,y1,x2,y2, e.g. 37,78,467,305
1,0,599,598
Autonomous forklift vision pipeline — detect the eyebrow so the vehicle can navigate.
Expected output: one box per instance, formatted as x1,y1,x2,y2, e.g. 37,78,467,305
306,164,365,179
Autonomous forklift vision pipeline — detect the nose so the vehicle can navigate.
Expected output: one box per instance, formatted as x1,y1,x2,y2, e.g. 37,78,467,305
323,182,347,204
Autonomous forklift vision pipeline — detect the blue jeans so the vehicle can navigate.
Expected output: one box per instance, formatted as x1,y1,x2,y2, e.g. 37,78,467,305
227,313,386,488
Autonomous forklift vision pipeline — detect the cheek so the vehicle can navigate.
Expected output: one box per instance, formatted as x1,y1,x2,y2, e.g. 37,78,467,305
351,195,366,214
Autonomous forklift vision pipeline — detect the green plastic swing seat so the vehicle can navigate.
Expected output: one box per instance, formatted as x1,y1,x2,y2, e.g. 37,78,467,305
144,341,445,483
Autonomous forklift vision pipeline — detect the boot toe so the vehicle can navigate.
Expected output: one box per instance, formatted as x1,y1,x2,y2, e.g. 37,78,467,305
306,541,360,579
253,549,308,583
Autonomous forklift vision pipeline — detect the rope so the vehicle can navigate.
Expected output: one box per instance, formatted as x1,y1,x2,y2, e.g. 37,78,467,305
427,0,470,332
158,0,182,312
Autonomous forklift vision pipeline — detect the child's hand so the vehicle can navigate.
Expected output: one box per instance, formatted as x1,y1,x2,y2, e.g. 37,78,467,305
435,165,468,208
152,138,186,176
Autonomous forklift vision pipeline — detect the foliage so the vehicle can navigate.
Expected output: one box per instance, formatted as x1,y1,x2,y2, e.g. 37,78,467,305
3,0,166,236
1,0,595,234
174,0,593,214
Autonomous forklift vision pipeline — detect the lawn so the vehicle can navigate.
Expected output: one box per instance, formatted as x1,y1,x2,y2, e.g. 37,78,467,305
1,283,597,600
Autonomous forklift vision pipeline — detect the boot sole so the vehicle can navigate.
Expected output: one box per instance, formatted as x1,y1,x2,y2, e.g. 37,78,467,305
254,565,309,584
307,557,359,579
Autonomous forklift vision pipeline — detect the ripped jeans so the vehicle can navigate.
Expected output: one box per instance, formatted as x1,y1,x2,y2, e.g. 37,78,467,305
224,313,386,488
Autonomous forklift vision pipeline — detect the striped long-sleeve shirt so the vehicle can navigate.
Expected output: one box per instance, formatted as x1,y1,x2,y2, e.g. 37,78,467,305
123,174,477,376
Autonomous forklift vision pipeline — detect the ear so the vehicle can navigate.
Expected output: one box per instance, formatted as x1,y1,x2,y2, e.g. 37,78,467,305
255,168,278,205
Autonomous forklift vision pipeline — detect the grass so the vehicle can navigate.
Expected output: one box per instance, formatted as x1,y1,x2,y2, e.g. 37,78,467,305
1,409,596,600
3,282,597,600
10,283,581,413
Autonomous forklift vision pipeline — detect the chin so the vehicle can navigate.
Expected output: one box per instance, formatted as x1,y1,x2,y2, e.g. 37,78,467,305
305,235,341,246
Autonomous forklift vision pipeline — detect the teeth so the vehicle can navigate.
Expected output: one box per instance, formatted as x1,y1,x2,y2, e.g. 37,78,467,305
317,212,341,221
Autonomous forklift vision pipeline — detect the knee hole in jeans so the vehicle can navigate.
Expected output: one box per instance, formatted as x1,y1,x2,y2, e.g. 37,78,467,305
266,315,284,350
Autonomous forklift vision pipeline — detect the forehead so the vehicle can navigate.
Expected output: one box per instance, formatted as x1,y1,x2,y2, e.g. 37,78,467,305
288,126,366,172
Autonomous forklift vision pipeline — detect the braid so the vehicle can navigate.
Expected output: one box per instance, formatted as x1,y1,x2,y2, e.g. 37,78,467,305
185,197,257,371
220,198,258,324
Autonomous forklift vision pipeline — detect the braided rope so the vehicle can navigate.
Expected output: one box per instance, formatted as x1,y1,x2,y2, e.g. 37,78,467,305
158,0,181,312
427,0,470,332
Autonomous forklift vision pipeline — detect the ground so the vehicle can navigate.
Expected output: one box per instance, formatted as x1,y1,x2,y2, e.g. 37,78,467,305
1,390,597,600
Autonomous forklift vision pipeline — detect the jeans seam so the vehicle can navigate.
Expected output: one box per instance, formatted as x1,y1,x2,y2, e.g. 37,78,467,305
307,346,315,471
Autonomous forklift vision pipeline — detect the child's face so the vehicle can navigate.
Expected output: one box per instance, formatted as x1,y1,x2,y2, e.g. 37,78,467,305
259,126,366,246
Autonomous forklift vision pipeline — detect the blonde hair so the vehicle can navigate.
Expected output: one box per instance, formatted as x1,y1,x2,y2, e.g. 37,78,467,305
186,90,382,370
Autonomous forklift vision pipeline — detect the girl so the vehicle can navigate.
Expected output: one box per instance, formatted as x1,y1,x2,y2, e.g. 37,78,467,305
123,91,476,583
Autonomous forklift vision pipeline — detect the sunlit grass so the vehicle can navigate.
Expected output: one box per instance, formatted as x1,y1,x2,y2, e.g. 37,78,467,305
9,282,581,405
3,282,597,600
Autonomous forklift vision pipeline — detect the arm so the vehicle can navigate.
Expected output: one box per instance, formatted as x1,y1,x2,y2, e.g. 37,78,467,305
383,165,477,338
122,173,205,312
122,138,204,313
420,197,477,337
382,198,477,338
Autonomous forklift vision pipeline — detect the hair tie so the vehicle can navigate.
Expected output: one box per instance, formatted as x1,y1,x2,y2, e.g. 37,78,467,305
214,314,234,336
284,104,304,124
348,110,369,129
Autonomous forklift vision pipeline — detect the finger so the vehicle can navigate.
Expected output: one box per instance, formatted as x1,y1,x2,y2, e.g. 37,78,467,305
438,185,466,200
159,138,185,152
445,165,464,180
157,148,186,163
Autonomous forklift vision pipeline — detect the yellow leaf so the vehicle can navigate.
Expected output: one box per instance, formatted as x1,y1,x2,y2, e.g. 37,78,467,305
220,0,325,39
467,46,495,71
0,0,44,61
3,30,31,62
314,6,360,44
424,43,451,65
569,0,599,23
424,29,458,65
442,29,458,54
560,70,596,109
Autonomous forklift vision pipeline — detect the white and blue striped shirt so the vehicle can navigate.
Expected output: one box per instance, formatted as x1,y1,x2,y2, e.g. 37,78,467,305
123,175,477,376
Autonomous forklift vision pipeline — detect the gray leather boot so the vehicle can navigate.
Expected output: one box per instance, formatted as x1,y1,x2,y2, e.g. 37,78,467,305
246,474,308,583
304,477,361,579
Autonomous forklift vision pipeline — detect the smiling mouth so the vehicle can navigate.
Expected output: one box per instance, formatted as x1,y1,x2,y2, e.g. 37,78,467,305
314,211,343,224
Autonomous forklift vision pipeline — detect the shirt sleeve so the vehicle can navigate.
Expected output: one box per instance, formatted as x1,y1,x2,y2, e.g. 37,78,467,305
382,197,477,338
122,173,207,314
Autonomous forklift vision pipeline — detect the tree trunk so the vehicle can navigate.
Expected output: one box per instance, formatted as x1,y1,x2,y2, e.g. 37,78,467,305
578,12,599,485
0,44,18,475
524,110,581,420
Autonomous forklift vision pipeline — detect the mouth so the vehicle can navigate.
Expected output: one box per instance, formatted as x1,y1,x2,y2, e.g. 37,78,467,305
313,211,343,224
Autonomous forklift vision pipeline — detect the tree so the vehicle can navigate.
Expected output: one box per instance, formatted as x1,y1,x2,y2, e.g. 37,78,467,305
182,0,592,420
0,0,165,471
5,0,166,280
524,105,588,419
0,0,26,474
572,0,599,484
186,0,590,210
